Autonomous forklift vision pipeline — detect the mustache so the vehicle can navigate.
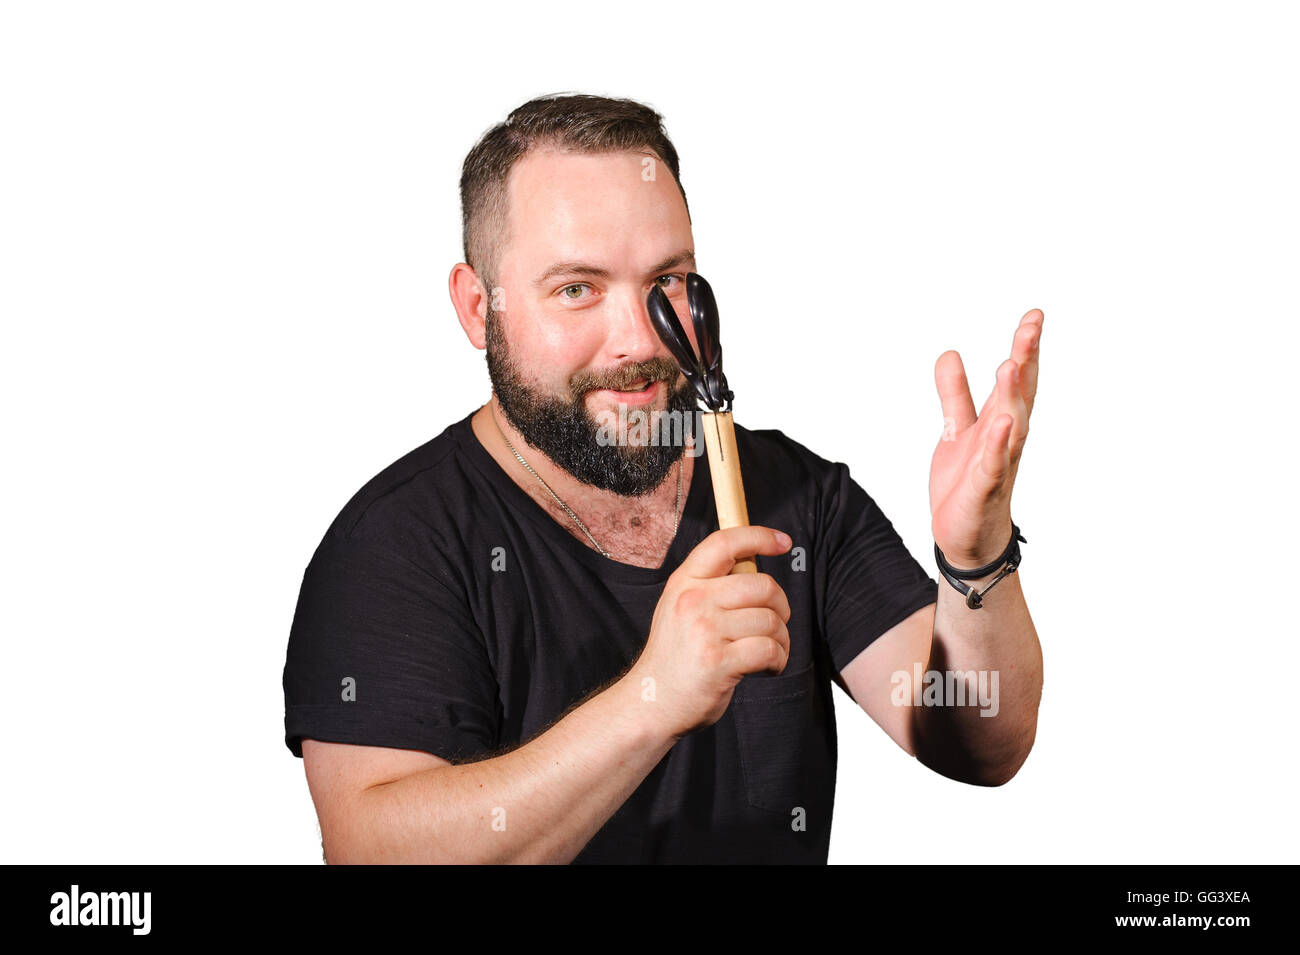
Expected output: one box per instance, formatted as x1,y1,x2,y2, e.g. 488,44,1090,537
570,357,683,395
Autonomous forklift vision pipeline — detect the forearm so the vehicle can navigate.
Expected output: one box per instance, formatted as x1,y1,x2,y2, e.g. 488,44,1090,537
913,570,1042,785
333,675,676,863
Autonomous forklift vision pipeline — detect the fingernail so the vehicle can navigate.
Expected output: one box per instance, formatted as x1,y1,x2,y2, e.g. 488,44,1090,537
776,531,792,548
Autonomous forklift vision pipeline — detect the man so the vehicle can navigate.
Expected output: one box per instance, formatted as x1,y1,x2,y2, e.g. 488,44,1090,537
282,93,1044,864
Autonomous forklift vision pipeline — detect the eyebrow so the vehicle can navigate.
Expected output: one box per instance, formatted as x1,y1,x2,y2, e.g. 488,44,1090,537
531,249,696,288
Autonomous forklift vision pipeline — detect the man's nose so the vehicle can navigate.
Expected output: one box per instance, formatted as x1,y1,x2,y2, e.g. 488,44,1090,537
610,287,669,362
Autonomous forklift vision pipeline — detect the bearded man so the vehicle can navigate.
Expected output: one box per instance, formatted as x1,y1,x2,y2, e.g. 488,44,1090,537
282,92,1044,864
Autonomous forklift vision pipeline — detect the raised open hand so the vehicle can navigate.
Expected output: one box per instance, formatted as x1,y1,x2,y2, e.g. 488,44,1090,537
929,309,1043,568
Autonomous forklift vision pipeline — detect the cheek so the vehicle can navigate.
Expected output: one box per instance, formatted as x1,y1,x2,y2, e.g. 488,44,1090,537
522,315,604,384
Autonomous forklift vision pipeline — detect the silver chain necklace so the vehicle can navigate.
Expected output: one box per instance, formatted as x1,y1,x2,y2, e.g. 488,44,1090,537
491,406,682,559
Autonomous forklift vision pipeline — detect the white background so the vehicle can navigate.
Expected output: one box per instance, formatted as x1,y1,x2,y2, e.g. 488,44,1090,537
2,1,1296,864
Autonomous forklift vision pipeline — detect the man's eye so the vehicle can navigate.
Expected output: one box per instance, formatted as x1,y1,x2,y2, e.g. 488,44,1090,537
655,274,683,291
561,284,591,300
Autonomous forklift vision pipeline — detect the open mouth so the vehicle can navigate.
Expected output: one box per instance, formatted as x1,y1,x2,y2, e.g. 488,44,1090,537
590,378,662,403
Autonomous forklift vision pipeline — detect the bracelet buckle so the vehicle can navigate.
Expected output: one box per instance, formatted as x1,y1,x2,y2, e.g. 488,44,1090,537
934,524,1027,610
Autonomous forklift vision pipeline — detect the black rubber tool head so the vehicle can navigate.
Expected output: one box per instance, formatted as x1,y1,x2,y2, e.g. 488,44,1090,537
646,271,734,412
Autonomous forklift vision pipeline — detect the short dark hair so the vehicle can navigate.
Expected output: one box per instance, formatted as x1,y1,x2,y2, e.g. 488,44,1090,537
459,92,690,293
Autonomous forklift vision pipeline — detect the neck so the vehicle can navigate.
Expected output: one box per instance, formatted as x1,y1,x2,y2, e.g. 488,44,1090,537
471,396,695,567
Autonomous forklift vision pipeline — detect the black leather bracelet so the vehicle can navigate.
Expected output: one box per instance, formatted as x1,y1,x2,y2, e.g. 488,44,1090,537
934,523,1027,610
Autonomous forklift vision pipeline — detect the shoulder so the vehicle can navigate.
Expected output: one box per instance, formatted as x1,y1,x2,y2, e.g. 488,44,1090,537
730,422,859,543
732,422,886,541
313,413,480,559
734,421,843,490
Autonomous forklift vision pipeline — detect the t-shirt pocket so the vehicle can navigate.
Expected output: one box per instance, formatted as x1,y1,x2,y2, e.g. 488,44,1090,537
730,663,827,816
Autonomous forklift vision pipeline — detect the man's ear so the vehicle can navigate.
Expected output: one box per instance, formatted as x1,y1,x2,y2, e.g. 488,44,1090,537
449,262,489,349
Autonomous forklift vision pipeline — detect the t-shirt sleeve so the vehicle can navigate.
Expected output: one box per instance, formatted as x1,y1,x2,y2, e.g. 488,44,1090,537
818,460,939,675
282,533,500,762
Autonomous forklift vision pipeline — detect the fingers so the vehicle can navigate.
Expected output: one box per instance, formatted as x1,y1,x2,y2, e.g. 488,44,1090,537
717,606,790,653
998,357,1030,454
681,525,791,579
973,309,1044,422
935,350,977,436
722,635,790,677
964,343,1033,501
1013,309,1042,417
969,411,1014,499
974,356,1028,450
710,572,792,620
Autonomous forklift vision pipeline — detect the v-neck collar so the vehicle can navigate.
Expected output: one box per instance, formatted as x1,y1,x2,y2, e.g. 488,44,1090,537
451,407,713,585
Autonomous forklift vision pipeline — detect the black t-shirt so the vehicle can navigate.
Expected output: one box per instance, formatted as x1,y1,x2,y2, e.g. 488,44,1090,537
283,408,938,864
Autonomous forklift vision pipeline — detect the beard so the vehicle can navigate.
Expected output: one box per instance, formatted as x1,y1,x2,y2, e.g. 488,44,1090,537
484,306,697,496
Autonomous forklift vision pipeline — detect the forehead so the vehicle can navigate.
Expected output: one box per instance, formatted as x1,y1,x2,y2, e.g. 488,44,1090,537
503,147,691,272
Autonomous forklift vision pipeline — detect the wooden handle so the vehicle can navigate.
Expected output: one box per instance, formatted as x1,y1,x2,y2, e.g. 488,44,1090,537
701,411,756,574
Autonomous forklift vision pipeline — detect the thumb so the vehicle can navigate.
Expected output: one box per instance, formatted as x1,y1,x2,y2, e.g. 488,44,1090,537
681,525,792,579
